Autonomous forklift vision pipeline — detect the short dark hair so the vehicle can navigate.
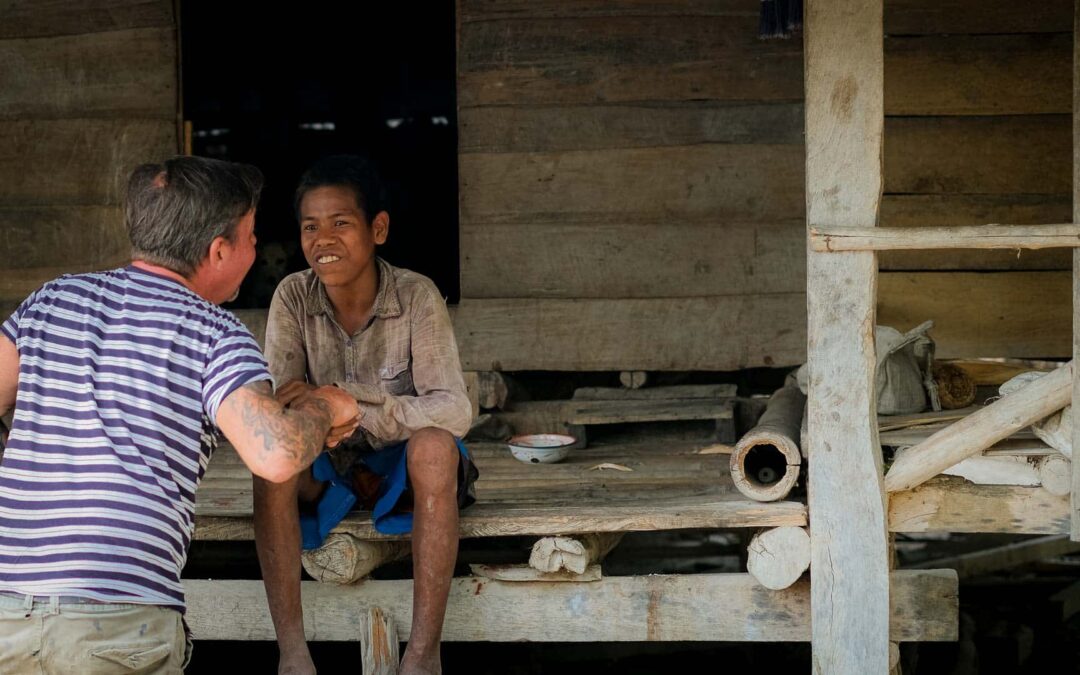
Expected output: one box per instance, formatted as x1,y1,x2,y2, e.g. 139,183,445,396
126,156,264,277
294,155,387,222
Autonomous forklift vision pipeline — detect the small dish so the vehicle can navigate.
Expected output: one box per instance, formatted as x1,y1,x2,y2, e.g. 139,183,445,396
507,433,576,464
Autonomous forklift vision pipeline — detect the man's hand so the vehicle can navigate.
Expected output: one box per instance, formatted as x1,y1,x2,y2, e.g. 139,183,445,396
275,380,317,408
286,383,362,448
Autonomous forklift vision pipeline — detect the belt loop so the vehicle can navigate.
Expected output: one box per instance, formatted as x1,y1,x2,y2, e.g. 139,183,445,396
48,595,59,615
21,592,32,618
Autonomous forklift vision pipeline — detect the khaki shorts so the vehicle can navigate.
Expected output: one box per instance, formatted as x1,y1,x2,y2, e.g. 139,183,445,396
0,592,191,674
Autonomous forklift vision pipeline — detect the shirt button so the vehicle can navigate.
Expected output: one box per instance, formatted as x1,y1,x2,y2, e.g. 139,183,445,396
346,374,354,383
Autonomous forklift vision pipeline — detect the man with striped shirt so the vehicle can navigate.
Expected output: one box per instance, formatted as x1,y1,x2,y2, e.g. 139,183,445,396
0,156,360,674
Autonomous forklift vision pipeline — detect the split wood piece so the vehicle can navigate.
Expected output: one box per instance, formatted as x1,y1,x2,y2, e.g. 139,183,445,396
908,534,1080,580
889,643,901,673
899,450,1042,487
300,534,411,584
1039,454,1072,496
361,607,399,675
730,384,805,502
746,526,810,590
809,224,1080,252
884,362,1073,493
529,533,624,575
464,371,519,411
470,564,602,583
183,571,958,642
877,406,980,433
572,383,737,401
619,371,649,389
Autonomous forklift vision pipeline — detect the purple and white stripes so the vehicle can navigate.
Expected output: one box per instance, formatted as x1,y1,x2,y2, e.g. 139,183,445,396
0,266,269,611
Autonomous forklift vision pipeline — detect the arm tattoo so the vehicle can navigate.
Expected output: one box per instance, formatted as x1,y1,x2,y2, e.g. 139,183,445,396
236,382,333,469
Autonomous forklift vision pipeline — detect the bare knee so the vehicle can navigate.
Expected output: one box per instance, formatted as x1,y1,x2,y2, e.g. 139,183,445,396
406,428,458,497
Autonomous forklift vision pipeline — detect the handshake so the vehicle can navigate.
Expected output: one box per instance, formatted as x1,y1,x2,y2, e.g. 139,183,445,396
277,380,362,449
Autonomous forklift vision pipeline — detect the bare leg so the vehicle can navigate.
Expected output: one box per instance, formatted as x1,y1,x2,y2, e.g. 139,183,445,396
253,470,325,675
399,428,460,675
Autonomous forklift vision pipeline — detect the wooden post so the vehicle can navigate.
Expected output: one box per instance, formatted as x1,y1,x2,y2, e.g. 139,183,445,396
805,0,890,672
730,384,805,502
1072,0,1080,542
361,607,399,674
746,526,811,590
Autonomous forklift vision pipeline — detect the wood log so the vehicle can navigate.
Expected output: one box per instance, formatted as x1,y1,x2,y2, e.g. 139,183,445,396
731,384,805,502
1039,454,1072,496
932,363,977,410
884,363,1072,492
463,371,481,421
361,607,399,675
746,526,811,590
619,371,649,389
300,534,411,584
183,571,958,643
529,533,624,575
474,371,511,410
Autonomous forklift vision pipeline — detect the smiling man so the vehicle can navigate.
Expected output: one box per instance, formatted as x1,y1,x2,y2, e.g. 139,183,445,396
254,155,476,675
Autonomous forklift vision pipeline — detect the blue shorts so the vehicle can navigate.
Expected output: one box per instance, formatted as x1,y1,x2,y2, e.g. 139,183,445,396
300,438,477,549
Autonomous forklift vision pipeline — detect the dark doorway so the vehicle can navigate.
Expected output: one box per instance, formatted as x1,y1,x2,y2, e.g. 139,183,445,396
180,1,459,307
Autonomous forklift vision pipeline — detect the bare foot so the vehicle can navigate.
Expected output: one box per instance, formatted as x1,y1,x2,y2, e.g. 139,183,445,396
399,650,440,675
278,650,316,675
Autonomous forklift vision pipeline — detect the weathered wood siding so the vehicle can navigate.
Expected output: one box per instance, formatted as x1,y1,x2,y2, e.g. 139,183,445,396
0,1,179,315
455,0,1072,370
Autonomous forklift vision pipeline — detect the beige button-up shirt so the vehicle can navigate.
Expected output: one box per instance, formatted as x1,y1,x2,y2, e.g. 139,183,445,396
264,258,472,447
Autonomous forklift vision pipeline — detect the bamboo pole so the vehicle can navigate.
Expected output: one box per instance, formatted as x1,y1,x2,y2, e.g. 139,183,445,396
730,384,805,501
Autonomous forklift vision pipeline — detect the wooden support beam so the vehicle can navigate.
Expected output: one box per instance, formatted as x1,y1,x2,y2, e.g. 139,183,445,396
470,564,602,583
183,571,958,643
196,497,809,542
810,224,1080,252
1072,0,1080,542
731,384,805,502
747,526,811,590
908,534,1080,580
300,534,411,584
885,363,1072,493
889,477,1070,534
529,533,624,575
805,0,890,671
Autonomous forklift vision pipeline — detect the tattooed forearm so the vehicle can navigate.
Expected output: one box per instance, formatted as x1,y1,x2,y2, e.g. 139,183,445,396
235,381,333,472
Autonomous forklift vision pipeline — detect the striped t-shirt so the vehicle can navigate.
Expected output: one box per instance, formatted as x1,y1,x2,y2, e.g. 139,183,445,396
0,266,270,611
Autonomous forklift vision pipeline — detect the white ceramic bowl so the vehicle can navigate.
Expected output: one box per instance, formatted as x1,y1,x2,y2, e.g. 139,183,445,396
507,433,576,464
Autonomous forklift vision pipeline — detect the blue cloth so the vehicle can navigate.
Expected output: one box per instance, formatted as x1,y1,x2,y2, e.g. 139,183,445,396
300,439,472,550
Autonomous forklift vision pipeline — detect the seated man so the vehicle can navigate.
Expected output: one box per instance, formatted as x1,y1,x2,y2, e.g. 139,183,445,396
254,155,476,675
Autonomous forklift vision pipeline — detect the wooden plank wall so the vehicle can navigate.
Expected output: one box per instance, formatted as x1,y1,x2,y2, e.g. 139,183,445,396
0,1,179,315
455,0,1073,371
